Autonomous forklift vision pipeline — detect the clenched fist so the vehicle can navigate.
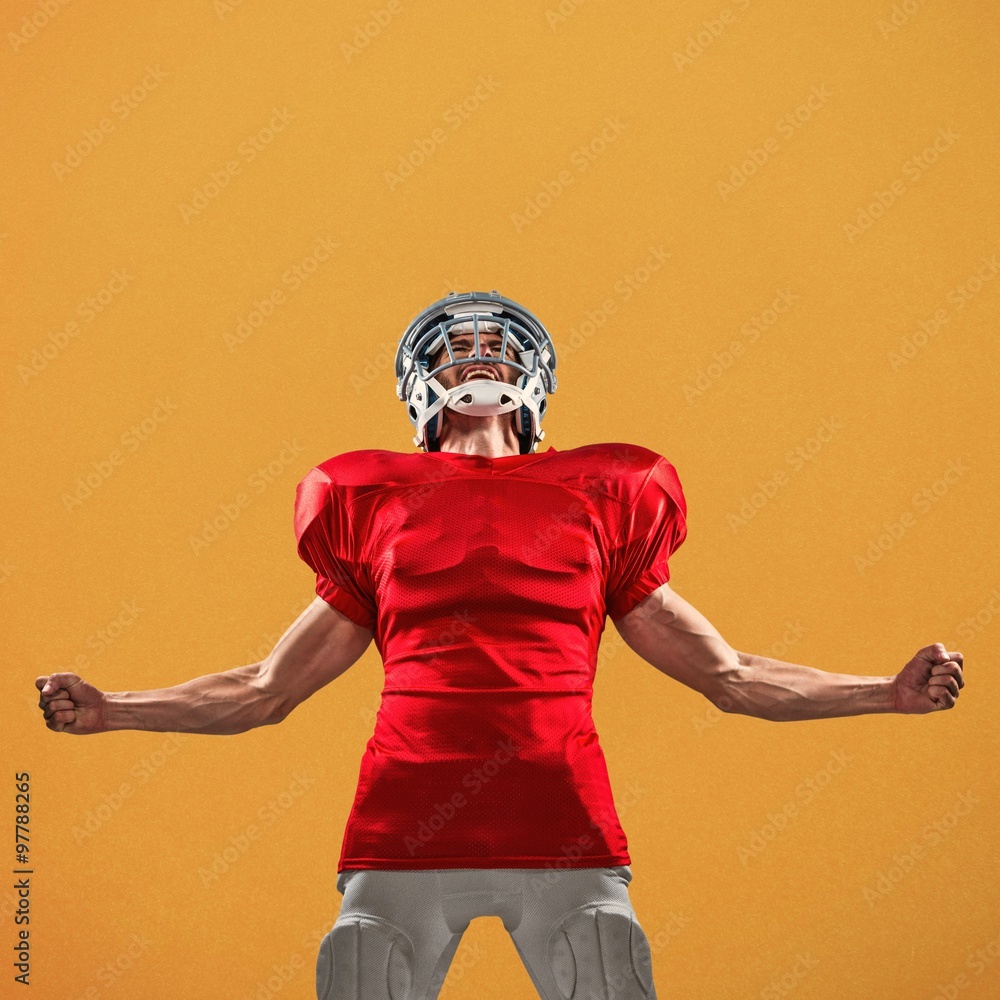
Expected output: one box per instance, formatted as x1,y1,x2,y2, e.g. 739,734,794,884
35,673,109,734
890,643,965,714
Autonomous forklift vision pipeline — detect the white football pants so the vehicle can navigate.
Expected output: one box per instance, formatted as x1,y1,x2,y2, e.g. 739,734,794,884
315,865,657,999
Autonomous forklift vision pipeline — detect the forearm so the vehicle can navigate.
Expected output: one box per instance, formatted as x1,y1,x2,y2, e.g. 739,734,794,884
725,651,897,721
103,663,284,735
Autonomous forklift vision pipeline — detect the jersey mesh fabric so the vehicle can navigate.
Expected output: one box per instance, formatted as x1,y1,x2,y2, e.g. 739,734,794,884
293,442,687,871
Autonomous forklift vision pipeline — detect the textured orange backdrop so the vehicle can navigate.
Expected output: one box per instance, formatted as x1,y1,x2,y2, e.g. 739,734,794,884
3,0,998,997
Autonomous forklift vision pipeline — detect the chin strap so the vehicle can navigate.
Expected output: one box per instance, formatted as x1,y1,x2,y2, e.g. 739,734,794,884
413,376,531,450
445,378,524,416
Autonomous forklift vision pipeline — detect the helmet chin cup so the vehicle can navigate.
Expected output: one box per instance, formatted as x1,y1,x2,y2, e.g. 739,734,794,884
446,378,522,417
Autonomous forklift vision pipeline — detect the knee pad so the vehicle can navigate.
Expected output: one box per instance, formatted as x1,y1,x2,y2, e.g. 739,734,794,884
546,904,655,999
316,916,415,1000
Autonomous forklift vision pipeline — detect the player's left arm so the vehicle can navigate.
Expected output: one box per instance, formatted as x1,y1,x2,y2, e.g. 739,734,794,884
612,582,965,720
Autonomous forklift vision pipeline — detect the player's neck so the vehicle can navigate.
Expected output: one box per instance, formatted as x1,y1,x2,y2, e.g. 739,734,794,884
436,413,521,459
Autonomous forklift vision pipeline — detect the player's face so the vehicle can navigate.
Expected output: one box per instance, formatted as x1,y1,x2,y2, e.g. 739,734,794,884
430,322,520,389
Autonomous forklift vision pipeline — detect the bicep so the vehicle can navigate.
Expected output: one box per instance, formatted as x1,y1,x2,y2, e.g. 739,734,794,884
612,581,742,703
256,596,373,718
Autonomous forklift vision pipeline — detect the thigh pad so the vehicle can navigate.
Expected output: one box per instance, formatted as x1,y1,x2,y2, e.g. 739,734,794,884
546,904,655,1000
316,915,415,1000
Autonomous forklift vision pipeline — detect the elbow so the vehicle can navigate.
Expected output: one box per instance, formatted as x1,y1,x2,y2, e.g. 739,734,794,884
708,651,753,716
259,690,296,727
250,663,295,727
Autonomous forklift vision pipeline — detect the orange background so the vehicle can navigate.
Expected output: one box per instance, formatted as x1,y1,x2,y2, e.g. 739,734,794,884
3,0,998,997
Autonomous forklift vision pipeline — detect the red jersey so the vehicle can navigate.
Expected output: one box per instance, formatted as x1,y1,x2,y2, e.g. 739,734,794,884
293,442,687,871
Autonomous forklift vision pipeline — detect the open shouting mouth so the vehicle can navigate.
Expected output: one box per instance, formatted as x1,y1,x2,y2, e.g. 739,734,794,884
461,365,501,382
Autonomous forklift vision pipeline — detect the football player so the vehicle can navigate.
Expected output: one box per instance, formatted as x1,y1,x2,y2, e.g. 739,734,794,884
36,291,965,999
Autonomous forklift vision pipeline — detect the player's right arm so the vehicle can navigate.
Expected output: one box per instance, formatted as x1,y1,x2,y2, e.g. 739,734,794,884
35,597,373,736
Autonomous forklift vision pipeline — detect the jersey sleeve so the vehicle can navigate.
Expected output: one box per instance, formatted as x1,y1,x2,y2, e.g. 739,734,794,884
605,456,688,622
293,467,378,630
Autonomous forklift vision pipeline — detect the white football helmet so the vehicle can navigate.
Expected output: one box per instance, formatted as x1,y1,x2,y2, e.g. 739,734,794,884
395,290,558,454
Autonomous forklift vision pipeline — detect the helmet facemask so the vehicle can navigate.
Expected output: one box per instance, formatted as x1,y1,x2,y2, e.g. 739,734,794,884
396,292,557,454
